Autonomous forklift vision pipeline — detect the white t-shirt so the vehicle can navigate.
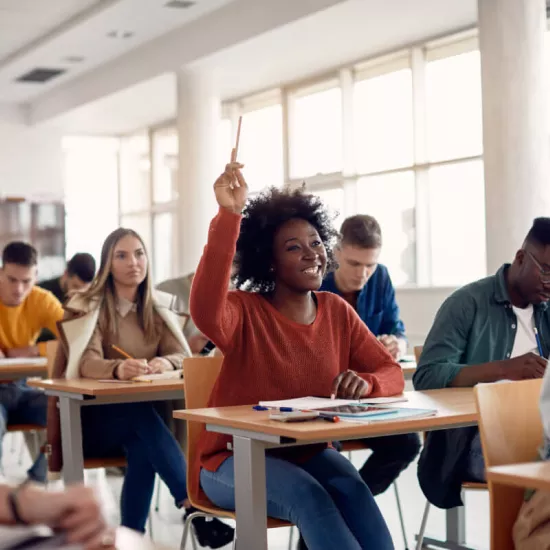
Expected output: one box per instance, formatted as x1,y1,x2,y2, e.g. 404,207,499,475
511,305,539,358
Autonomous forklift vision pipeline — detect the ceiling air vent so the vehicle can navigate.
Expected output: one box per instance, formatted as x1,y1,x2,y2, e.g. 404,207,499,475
165,0,195,8
16,68,66,84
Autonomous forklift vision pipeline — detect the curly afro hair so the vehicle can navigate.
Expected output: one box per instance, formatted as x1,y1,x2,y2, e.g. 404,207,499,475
233,186,339,293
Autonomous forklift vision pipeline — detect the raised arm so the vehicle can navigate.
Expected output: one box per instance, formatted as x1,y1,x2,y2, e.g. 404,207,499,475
190,162,248,352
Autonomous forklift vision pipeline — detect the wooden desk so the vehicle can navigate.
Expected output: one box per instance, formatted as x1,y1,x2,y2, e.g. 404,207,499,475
0,358,48,380
28,378,184,484
174,388,476,550
487,461,550,492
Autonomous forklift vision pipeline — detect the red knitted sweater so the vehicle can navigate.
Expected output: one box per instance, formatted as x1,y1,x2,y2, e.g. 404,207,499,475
190,207,405,472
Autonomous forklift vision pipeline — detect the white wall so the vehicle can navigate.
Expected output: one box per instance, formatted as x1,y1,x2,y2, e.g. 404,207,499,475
0,121,63,199
396,287,456,348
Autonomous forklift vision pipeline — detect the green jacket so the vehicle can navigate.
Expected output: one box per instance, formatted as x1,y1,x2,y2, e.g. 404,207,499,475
413,264,550,390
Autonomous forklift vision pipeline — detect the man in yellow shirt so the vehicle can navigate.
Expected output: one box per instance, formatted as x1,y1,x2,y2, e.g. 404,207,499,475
0,242,64,483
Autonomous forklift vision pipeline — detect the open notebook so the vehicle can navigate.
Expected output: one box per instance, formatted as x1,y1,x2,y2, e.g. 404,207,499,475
258,395,408,410
131,370,183,382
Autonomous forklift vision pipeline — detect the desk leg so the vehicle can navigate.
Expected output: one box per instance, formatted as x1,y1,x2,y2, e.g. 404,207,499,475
446,506,466,544
233,436,268,550
59,397,84,484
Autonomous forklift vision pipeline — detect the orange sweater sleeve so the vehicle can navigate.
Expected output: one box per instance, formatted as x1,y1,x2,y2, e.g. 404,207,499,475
190,207,244,352
347,303,405,397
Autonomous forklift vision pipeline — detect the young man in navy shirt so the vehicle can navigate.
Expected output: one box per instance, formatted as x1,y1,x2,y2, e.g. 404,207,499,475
321,215,420,492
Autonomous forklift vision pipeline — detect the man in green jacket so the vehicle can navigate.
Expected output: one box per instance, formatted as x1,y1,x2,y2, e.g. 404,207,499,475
414,218,550,500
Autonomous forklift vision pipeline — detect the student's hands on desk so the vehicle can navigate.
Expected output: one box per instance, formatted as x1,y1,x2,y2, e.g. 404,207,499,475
331,370,371,400
505,352,547,380
115,359,152,380
214,162,248,214
4,346,39,358
378,335,401,360
15,483,112,549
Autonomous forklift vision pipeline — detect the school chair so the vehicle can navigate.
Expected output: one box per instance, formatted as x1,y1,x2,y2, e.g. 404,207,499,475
7,340,58,471
341,440,410,549
414,345,487,550
474,379,543,550
181,356,294,550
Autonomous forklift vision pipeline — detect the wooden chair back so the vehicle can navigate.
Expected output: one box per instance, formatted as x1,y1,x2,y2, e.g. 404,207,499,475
182,356,290,528
183,356,225,512
414,346,423,363
474,379,544,550
45,340,59,378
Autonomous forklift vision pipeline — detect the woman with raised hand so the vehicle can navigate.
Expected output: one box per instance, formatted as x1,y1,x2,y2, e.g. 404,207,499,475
190,161,403,549
48,228,234,548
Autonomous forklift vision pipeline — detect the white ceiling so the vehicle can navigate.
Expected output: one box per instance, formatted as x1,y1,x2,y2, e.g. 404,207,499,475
0,0,232,102
49,0,478,135
193,0,478,100
0,0,101,61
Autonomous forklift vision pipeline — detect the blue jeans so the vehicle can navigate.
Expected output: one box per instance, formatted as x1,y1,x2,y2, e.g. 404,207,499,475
81,402,187,532
200,449,394,550
0,380,48,482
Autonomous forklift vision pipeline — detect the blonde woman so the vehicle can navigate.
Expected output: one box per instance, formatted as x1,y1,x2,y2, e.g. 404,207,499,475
47,228,234,546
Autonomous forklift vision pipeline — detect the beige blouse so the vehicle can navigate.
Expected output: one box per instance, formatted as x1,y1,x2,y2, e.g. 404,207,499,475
79,297,186,379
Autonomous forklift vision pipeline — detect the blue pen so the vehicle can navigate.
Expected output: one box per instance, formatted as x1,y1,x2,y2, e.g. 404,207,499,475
534,327,544,357
279,407,294,412
253,405,269,411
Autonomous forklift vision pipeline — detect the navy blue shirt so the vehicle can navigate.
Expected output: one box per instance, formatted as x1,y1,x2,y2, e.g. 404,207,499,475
320,265,406,339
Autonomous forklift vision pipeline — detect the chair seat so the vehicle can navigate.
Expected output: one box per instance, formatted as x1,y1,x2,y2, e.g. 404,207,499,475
84,457,127,469
192,496,291,528
7,424,44,432
462,481,487,491
340,440,370,452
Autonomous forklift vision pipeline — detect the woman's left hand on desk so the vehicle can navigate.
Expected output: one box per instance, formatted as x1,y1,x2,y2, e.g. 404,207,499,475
148,357,172,373
331,370,370,400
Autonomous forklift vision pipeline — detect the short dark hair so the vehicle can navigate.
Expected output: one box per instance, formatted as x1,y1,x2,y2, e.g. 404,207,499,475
2,242,37,267
525,218,550,247
233,187,338,293
340,215,382,249
66,253,96,283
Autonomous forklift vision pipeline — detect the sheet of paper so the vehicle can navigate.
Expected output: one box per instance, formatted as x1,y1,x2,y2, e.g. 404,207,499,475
259,396,358,410
340,407,437,423
132,371,183,382
0,357,47,366
359,396,408,405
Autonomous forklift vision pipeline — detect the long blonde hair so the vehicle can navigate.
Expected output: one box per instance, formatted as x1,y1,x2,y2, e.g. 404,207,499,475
80,228,159,342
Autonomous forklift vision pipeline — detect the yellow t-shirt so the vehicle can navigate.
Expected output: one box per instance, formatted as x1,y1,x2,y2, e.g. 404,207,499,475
0,286,64,356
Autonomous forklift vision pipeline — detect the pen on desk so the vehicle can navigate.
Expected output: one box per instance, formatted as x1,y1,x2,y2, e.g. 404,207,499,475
534,327,544,357
321,416,340,423
253,405,269,411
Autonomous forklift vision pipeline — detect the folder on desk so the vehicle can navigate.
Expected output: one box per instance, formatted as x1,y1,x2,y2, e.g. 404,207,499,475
258,395,408,410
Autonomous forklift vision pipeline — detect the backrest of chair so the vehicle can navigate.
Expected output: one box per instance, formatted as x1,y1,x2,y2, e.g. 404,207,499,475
183,356,223,507
414,346,423,363
475,379,543,468
45,340,59,378
475,379,544,550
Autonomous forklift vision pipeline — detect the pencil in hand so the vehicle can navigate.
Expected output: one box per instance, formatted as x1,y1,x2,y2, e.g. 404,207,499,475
111,345,134,360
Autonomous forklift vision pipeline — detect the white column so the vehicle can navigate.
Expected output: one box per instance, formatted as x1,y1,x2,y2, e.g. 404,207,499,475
176,68,221,275
479,0,550,274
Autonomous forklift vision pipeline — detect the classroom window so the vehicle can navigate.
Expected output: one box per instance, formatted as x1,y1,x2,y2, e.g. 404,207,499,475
64,136,119,264
239,104,284,192
153,212,175,283
290,84,343,178
426,50,483,162
152,127,178,204
428,160,486,286
313,187,345,230
353,68,414,173
357,171,416,286
119,133,151,214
